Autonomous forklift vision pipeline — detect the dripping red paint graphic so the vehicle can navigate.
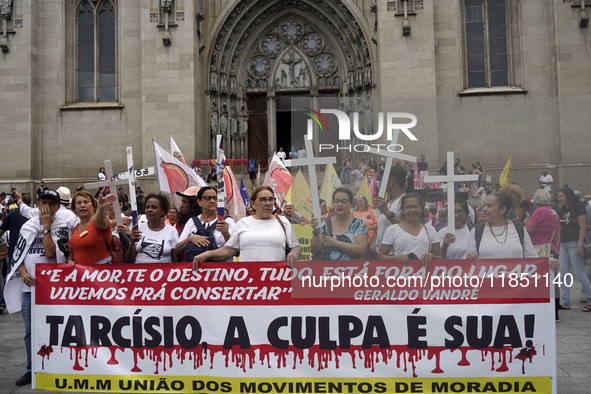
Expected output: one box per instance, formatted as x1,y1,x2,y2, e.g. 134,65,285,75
39,343,538,376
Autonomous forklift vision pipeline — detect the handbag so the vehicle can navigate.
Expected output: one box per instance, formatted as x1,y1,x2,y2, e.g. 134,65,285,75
533,210,558,258
312,219,333,261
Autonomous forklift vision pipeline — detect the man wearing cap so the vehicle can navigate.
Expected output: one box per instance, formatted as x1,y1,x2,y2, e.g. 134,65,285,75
5,189,78,386
36,181,48,200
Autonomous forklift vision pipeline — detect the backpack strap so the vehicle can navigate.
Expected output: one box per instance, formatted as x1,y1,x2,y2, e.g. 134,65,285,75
474,223,485,255
513,220,525,249
274,215,290,255
475,221,525,255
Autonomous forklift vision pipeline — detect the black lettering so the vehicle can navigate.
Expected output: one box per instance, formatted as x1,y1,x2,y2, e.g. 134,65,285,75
132,315,142,348
112,317,131,348
90,316,112,346
493,315,522,348
206,381,219,391
291,316,315,349
363,316,390,349
176,316,202,349
467,382,481,392
375,382,387,393
144,317,162,348
46,316,64,346
319,317,337,349
395,382,409,392
240,382,256,393
328,382,342,393
221,381,232,393
359,383,373,393
407,314,427,349
119,380,132,390
314,382,327,393
55,378,67,389
338,316,363,349
296,382,313,393
96,379,111,390
432,382,448,393
73,379,89,390
450,382,465,392
268,316,289,349
193,381,205,390
224,316,251,349
164,317,174,348
467,315,492,349
61,315,87,347
258,382,272,393
444,316,463,348
410,382,423,392
522,381,535,391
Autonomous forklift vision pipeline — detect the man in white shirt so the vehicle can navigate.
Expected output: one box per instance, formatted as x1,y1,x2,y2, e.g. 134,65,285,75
276,147,286,163
539,170,553,193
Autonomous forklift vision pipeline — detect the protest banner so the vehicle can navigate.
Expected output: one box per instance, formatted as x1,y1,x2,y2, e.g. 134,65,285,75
33,259,555,393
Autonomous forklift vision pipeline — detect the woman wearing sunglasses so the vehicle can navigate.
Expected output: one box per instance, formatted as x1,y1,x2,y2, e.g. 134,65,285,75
192,186,301,268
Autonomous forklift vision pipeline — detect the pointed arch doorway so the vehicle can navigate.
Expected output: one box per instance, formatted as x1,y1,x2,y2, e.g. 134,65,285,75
208,1,375,166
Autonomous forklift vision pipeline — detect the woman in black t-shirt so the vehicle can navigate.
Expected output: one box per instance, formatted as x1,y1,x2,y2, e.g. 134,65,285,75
557,187,591,310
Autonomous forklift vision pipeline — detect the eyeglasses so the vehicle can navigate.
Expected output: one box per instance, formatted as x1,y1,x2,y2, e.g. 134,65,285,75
258,197,275,204
200,195,216,201
333,199,351,205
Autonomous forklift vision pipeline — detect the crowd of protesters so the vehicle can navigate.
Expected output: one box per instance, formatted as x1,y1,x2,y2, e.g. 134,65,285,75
1,154,591,386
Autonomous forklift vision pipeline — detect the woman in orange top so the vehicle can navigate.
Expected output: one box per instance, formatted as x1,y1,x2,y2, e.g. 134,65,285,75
352,195,378,239
68,191,117,265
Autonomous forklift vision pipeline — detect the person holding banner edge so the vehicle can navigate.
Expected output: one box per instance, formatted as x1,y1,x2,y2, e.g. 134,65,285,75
378,193,442,266
311,188,369,261
126,194,179,264
192,186,301,268
176,186,235,262
438,199,471,260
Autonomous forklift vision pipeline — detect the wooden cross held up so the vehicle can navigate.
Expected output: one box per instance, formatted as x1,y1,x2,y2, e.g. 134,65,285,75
83,160,127,227
284,120,336,222
423,152,478,234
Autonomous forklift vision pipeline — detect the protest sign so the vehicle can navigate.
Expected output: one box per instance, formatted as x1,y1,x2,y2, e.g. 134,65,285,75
33,260,555,393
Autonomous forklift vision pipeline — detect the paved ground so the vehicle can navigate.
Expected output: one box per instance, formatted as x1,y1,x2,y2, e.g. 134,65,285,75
0,281,590,393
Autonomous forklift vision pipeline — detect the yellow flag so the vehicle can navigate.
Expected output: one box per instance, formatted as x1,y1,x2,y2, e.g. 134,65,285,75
319,163,342,208
355,174,373,207
289,170,314,221
499,156,511,186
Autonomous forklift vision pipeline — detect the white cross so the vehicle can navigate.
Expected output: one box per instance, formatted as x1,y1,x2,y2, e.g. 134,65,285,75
423,152,479,234
285,120,336,221
84,160,127,226
125,146,141,226
367,130,417,198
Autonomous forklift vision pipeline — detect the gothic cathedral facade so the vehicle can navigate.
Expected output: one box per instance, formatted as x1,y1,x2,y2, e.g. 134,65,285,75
1,0,590,193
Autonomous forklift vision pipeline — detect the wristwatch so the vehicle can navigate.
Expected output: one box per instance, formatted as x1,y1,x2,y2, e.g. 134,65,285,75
43,229,50,234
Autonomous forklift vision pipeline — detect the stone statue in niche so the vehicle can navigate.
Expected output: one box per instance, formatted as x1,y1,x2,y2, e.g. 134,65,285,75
210,101,218,136
220,103,228,135
230,105,238,138
0,0,12,15
239,105,248,139
296,65,310,88
220,74,227,94
210,72,218,92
